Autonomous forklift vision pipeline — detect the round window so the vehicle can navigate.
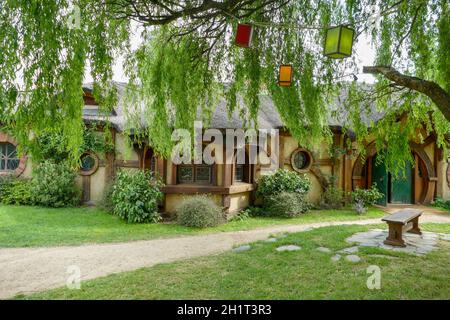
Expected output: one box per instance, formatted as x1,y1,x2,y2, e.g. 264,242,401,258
80,152,98,175
291,149,312,172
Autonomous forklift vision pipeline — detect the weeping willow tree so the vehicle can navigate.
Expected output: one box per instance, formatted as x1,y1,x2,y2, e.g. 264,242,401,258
0,0,129,162
0,0,449,174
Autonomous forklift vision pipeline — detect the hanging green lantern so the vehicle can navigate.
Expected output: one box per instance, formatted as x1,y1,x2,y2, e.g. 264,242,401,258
323,25,354,59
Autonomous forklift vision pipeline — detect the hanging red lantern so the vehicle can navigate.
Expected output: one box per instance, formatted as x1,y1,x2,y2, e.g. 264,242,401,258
235,23,253,47
278,65,293,86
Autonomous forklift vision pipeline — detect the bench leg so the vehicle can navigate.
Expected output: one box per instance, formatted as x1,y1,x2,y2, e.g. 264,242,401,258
407,217,422,235
384,223,406,247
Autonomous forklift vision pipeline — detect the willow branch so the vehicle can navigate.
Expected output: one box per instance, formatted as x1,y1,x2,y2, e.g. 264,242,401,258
363,66,450,121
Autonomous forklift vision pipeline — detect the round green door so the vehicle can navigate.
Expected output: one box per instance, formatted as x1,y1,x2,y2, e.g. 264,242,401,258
371,156,387,205
389,162,413,204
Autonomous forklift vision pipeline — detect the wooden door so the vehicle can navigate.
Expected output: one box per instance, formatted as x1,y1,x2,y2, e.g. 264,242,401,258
371,155,387,206
390,162,413,204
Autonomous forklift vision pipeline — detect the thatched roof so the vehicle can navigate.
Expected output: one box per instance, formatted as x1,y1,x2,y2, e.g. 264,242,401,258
82,81,384,133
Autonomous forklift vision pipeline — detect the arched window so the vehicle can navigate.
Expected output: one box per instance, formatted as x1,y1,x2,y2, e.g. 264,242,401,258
0,142,19,171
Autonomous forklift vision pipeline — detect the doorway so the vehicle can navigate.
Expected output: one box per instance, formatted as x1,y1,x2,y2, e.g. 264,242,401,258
371,155,413,205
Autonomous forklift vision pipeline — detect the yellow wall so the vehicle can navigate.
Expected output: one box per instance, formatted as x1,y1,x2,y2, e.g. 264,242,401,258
228,191,251,213
90,167,106,203
21,158,33,179
166,159,172,184
164,193,222,213
85,131,140,204
115,134,139,161
437,151,450,200
275,135,333,204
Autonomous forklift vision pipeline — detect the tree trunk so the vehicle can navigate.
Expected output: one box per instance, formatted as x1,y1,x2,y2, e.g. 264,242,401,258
363,66,450,122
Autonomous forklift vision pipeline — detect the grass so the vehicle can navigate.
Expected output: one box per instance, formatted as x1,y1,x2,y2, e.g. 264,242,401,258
17,223,450,300
0,205,385,248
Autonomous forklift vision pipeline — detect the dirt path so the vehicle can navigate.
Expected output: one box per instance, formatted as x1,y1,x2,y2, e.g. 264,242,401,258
1,209,449,299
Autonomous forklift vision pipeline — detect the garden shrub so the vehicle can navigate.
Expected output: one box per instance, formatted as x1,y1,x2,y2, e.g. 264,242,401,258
229,208,251,222
256,169,310,199
239,206,265,217
100,182,114,213
432,198,450,211
319,183,344,210
351,185,383,214
0,177,33,205
0,175,14,199
110,170,163,223
265,191,310,218
257,169,311,216
31,161,81,207
176,195,224,228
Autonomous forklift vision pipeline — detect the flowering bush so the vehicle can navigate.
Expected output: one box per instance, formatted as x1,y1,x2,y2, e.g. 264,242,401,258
265,191,310,217
319,176,344,210
351,185,383,214
256,169,311,216
31,161,81,207
110,170,163,223
256,169,310,199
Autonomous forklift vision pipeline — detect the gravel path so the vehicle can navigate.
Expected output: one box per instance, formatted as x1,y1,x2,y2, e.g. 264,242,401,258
1,210,449,299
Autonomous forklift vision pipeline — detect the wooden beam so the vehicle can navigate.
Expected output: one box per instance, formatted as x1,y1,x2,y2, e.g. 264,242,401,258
114,160,140,168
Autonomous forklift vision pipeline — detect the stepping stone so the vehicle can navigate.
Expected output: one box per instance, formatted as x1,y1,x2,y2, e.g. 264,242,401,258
276,245,301,252
316,247,331,253
264,238,277,243
338,246,359,254
345,255,361,263
331,254,341,262
233,245,251,253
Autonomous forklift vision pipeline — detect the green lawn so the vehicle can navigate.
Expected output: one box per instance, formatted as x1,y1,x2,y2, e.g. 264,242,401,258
17,223,450,300
0,205,385,248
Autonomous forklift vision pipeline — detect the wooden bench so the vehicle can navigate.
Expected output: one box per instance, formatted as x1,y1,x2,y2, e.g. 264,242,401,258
382,209,423,247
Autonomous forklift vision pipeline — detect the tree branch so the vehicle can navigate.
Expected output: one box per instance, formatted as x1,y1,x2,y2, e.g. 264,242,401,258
363,66,450,121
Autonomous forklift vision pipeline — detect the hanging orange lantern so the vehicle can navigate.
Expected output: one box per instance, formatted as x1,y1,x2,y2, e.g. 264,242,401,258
278,65,293,86
235,23,253,47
